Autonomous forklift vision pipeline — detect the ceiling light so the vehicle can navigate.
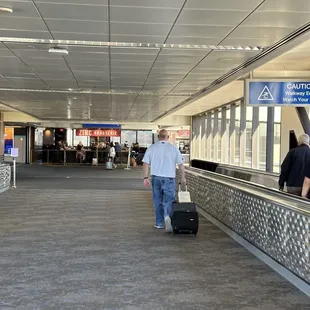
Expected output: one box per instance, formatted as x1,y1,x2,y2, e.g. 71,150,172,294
0,7,13,13
0,37,265,51
48,47,68,55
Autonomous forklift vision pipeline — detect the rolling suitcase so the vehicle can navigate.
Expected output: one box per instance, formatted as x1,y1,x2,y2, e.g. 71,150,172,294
171,202,199,236
106,157,113,170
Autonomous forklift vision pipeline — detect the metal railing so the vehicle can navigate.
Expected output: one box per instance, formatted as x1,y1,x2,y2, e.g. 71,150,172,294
31,149,138,166
178,166,310,284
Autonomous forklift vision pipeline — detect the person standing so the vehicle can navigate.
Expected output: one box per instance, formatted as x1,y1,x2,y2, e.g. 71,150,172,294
109,142,117,169
143,129,186,232
279,134,310,196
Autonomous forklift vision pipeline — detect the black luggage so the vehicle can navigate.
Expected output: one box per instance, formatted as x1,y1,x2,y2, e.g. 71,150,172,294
171,202,199,236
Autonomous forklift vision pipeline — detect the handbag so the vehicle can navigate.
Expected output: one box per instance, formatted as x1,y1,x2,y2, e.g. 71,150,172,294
178,184,191,203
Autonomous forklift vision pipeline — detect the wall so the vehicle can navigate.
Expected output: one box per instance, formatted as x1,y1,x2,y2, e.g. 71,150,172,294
280,107,304,163
3,112,39,123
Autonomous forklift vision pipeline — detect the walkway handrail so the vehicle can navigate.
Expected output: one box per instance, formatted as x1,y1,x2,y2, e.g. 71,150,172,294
186,166,310,215
180,166,310,284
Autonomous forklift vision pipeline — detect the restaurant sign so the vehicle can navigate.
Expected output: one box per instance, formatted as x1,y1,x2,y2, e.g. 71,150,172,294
76,129,121,137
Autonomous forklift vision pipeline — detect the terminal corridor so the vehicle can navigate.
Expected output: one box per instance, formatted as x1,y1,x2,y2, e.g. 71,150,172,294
0,166,309,309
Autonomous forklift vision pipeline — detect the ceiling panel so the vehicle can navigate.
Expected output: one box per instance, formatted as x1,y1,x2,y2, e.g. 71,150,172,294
111,0,184,8
34,0,108,4
241,12,310,28
110,35,165,44
36,3,108,21
258,0,310,13
45,19,108,34
111,22,171,36
52,32,109,41
0,16,46,31
228,26,295,41
110,6,179,24
0,1,40,18
177,10,249,26
184,0,262,10
169,25,232,38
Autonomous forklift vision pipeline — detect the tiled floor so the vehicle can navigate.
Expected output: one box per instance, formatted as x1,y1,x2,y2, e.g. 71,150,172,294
0,166,309,309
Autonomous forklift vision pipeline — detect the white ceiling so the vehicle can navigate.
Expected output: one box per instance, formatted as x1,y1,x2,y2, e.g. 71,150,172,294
0,0,309,122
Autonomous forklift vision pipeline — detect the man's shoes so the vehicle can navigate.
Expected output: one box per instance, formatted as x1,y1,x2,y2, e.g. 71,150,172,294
165,216,173,233
154,224,164,229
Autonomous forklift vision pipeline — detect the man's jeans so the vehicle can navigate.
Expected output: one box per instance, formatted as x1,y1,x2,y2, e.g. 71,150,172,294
151,176,176,226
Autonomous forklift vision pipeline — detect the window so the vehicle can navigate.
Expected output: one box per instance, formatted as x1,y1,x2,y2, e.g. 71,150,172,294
210,114,214,160
258,107,268,170
258,123,267,170
234,106,241,166
121,130,136,146
137,131,152,147
245,106,253,168
273,107,281,173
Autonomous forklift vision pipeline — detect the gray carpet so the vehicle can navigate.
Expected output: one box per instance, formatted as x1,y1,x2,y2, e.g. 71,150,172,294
0,166,309,309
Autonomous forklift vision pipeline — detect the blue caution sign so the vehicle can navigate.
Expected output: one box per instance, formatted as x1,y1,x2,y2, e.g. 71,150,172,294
247,81,310,105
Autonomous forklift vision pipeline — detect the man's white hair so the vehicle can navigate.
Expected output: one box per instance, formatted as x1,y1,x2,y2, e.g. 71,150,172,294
298,134,310,146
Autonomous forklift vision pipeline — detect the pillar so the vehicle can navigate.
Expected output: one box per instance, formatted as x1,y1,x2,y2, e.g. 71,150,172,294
0,112,4,157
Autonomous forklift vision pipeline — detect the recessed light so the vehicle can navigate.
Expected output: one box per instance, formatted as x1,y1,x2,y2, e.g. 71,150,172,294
48,47,69,55
0,7,13,13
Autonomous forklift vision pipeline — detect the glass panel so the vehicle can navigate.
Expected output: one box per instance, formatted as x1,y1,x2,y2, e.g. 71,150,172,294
273,123,281,173
245,121,252,168
274,106,281,123
73,134,88,147
137,130,152,147
210,114,214,161
259,106,268,122
246,106,253,121
258,123,267,170
225,109,230,164
234,106,241,165
121,130,136,147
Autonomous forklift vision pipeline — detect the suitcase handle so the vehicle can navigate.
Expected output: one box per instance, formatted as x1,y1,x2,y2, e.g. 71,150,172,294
179,183,188,192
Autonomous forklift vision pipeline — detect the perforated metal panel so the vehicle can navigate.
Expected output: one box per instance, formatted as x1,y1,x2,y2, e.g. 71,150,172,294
177,170,310,283
0,164,11,193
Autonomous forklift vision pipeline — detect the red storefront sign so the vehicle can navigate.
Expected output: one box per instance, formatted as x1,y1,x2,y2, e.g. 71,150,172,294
177,130,190,138
76,129,121,137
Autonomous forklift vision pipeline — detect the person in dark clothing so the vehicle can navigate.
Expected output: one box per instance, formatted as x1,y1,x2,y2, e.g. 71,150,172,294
279,134,310,196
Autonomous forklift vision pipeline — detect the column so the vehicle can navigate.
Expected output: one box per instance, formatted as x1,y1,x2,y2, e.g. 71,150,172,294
0,112,4,157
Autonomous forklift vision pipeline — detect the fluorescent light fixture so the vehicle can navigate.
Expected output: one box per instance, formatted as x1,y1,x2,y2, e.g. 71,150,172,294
0,7,13,13
0,37,265,51
48,47,68,55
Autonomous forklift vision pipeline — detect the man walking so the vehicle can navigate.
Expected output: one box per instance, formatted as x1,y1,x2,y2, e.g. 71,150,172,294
279,134,310,196
143,129,186,232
